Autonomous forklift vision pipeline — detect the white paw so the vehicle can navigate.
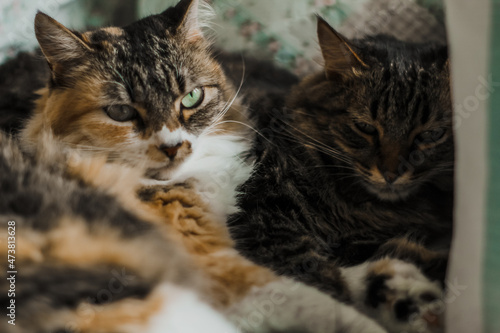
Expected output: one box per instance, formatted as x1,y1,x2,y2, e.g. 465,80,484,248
342,258,444,333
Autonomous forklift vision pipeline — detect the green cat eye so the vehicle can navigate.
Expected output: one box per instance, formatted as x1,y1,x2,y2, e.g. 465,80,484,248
355,122,377,135
181,87,204,109
104,105,138,122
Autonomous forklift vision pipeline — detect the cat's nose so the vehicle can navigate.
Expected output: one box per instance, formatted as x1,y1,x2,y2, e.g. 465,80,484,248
383,171,399,184
159,142,183,159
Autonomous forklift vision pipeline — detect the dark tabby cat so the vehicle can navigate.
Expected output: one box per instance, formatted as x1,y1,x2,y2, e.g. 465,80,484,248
0,1,413,332
228,17,453,332
0,51,49,134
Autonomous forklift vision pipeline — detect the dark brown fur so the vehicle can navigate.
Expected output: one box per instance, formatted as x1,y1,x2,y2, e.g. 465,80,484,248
229,17,453,299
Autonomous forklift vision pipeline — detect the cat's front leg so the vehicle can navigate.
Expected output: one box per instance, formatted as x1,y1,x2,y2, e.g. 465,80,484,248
342,258,444,333
227,278,388,333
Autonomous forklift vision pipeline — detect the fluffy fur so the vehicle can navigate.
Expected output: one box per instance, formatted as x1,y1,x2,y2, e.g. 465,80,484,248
228,17,452,332
0,105,386,333
1,1,402,332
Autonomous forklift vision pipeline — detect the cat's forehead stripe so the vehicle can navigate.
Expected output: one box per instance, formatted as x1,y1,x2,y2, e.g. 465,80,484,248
369,66,435,133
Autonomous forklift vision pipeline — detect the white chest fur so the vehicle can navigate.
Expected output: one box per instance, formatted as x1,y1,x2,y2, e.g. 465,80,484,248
142,133,254,222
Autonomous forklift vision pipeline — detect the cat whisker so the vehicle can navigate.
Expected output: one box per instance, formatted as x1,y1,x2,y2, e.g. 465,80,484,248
59,142,153,164
309,165,359,172
108,64,132,93
335,174,363,182
275,120,350,158
303,143,352,163
210,59,246,127
103,80,127,91
347,176,368,188
272,134,353,166
277,131,353,165
203,120,272,144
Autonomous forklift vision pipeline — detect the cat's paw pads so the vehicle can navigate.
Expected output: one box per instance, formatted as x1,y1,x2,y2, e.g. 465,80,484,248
364,259,444,333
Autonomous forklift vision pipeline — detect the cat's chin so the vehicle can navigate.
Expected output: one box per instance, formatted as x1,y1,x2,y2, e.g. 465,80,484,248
142,154,193,180
363,183,416,202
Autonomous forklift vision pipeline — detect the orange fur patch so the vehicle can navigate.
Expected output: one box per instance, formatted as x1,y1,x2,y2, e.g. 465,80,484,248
369,258,396,278
369,166,386,183
145,188,276,308
0,229,45,263
44,216,163,277
23,287,164,333
71,291,163,333
22,79,136,155
81,32,92,44
147,144,167,163
66,150,277,308
102,27,125,36
381,238,443,263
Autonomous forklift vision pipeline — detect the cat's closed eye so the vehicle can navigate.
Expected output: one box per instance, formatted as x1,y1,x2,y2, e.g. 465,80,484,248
355,122,377,135
416,128,446,144
104,105,138,122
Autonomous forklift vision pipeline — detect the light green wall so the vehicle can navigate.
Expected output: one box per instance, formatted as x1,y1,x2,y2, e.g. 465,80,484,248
485,3,500,332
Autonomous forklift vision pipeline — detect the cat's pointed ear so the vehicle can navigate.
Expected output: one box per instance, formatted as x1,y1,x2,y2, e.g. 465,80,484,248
172,0,204,41
35,11,91,66
317,16,368,79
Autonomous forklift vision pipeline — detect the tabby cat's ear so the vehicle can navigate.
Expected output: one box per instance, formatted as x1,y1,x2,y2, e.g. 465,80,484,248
34,12,91,66
171,0,204,41
317,17,368,79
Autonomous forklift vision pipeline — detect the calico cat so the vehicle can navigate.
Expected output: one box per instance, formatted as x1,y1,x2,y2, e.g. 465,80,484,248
1,1,408,332
0,132,236,333
228,17,453,332
1,129,390,333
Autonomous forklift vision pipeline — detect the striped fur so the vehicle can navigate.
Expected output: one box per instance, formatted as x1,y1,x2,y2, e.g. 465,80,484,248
2,1,393,333
228,17,452,333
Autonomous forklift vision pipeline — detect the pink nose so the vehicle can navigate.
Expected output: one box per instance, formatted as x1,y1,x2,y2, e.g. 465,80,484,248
159,142,183,159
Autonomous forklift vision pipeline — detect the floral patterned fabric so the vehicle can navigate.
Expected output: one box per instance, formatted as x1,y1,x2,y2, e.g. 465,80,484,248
1,0,445,75
139,0,370,76
139,0,445,76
